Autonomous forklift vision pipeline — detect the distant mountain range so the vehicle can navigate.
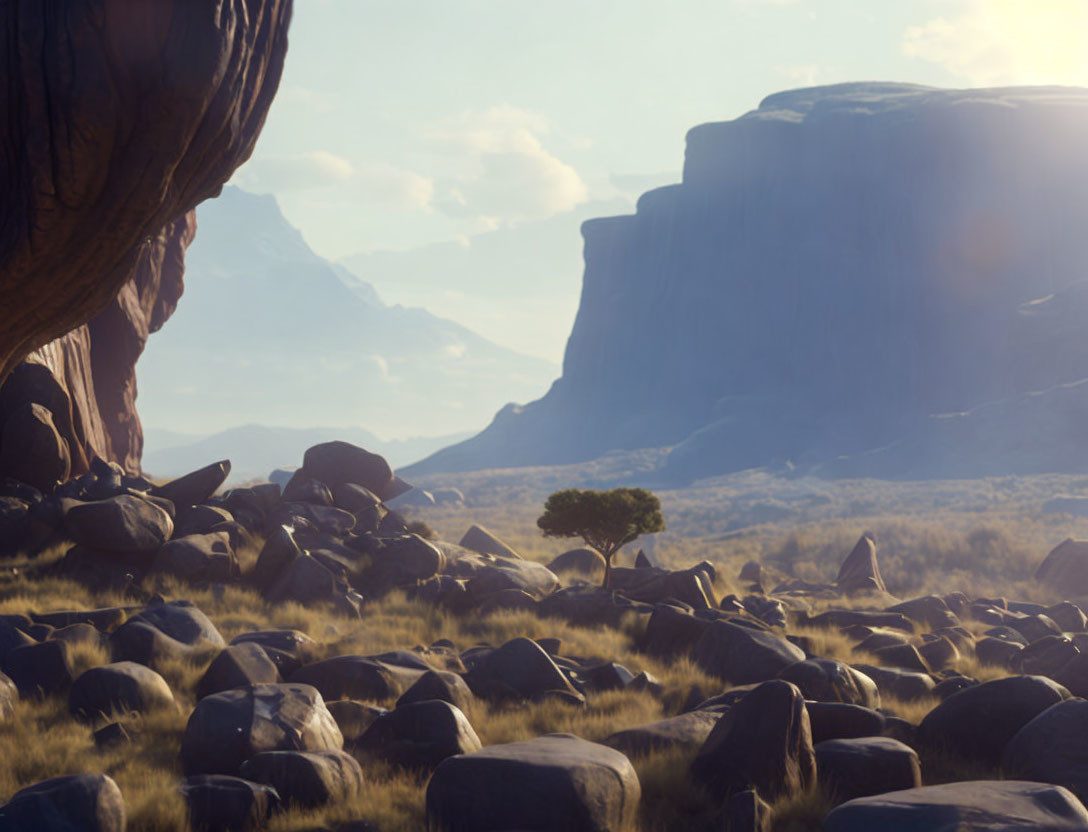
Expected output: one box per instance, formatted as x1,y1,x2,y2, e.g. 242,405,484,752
137,186,558,442
143,424,473,484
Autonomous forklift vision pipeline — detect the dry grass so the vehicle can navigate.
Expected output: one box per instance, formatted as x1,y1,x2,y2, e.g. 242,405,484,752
5,466,1084,829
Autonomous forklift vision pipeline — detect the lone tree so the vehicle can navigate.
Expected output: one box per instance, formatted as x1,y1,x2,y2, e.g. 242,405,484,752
537,487,665,589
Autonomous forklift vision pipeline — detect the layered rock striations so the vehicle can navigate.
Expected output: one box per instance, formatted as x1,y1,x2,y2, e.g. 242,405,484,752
408,83,1088,480
0,1,292,479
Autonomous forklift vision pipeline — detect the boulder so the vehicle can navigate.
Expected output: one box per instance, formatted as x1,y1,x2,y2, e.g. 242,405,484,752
603,710,722,756
917,634,960,671
693,619,806,685
326,700,388,742
886,595,959,630
231,630,316,678
282,472,334,506
239,749,363,809
366,534,445,586
1048,601,1088,633
180,775,280,832
2,640,73,698
111,601,224,667
0,774,125,832
396,669,473,712
975,636,1022,668
301,441,404,502
265,553,343,605
250,526,303,589
69,662,174,721
1037,539,1088,596
641,605,712,656
151,531,237,583
172,505,234,539
0,402,70,492
778,659,880,707
180,683,342,775
836,535,886,595
823,781,1088,832
0,670,15,721
815,737,921,804
691,680,816,803
1003,699,1088,803
426,733,640,832
64,494,173,554
917,675,1071,767
806,702,886,745
353,699,482,770
463,637,584,704
150,461,230,510
289,655,424,703
547,547,606,576
196,643,281,700
461,555,560,600
870,643,929,672
459,524,521,559
610,566,717,609
851,665,935,702
725,789,772,832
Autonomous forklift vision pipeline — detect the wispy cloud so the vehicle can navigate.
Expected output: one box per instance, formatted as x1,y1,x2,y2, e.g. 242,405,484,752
429,106,589,225
903,0,1088,85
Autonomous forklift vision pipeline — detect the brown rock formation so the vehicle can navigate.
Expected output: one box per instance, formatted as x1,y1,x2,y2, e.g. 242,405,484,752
0,1,294,383
0,213,196,478
0,1,292,481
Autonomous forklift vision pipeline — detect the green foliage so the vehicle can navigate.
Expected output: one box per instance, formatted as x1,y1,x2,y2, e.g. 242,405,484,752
538,488,665,587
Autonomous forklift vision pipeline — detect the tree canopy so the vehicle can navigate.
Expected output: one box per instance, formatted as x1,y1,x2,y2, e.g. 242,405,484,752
537,487,665,588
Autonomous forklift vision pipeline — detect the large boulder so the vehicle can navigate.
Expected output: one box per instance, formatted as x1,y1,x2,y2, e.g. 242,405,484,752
64,494,173,554
1037,539,1088,596
180,775,280,832
917,675,1071,767
693,619,806,685
603,710,722,756
0,773,125,831
395,669,474,712
68,662,175,721
180,683,342,775
815,737,921,804
778,659,880,708
2,640,74,698
238,749,363,809
151,531,237,583
0,403,70,492
547,547,606,577
426,734,640,832
690,680,816,803
1003,699,1088,803
458,524,521,559
301,441,405,502
289,655,425,703
111,601,224,667
352,699,482,770
823,781,1088,832
150,461,231,510
195,643,281,700
836,535,886,596
463,637,584,703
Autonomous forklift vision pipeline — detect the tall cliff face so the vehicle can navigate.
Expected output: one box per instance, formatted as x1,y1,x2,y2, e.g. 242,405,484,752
407,83,1088,480
0,0,293,383
0,1,291,486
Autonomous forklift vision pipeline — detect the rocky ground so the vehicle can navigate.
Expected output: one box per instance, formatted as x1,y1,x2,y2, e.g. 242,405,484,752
3,441,1088,830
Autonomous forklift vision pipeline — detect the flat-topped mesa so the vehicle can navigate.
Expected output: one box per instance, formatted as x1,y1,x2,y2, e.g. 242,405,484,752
0,1,293,384
408,83,1088,480
0,2,292,479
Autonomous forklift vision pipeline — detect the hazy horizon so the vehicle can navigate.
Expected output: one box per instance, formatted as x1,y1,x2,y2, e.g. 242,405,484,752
228,0,1088,362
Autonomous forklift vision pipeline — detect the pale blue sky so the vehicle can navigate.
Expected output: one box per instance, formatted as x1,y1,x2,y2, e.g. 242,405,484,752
230,0,1088,359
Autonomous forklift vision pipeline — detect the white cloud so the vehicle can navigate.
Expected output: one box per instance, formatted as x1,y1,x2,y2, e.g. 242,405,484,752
234,151,354,191
234,153,433,210
775,64,824,87
430,106,589,224
903,0,1088,86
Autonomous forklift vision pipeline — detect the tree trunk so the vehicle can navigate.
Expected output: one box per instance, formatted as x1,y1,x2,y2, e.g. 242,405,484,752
601,548,615,590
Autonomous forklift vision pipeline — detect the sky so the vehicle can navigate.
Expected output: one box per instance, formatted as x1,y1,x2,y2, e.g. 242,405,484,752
228,0,1088,363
